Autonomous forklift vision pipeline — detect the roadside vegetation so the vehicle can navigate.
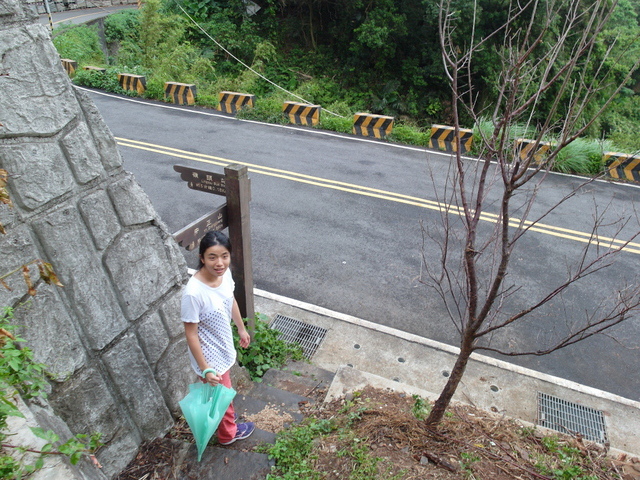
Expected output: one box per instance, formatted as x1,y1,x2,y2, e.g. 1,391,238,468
261,387,629,480
52,0,640,177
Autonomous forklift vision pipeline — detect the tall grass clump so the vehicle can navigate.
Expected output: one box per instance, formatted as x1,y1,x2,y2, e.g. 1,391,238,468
553,138,610,175
473,118,536,146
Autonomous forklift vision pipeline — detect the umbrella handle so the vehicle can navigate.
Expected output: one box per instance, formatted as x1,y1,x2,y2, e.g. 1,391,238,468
202,369,219,403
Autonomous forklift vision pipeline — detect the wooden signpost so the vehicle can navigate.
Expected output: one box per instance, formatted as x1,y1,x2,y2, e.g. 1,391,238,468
173,164,255,324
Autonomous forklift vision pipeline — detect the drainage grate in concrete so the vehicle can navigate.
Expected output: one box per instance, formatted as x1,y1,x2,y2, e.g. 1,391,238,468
537,392,608,443
270,314,327,360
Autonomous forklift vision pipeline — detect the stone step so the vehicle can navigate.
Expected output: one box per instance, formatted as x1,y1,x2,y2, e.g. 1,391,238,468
178,441,274,480
117,363,330,479
235,382,311,425
259,360,335,402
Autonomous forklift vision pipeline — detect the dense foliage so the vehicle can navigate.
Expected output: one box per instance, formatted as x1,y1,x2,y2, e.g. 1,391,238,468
233,313,304,381
55,0,640,156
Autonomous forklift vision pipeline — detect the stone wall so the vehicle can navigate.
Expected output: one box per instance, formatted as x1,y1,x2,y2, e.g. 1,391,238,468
0,1,191,477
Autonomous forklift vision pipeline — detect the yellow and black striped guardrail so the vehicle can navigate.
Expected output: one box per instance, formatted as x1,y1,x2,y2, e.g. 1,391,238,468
283,101,320,126
604,152,640,182
83,66,106,73
217,91,256,114
118,73,146,95
515,138,554,164
61,59,77,77
429,125,474,153
352,113,394,139
165,82,197,106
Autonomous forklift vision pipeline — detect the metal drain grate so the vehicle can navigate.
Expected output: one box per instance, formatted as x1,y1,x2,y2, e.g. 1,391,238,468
270,314,327,360
537,392,608,443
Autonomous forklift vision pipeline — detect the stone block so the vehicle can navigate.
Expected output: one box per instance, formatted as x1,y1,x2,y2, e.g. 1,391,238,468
93,427,141,479
0,225,39,272
0,226,41,305
0,142,75,211
102,332,173,439
155,337,193,415
160,290,185,339
0,199,15,233
78,190,121,251
137,312,170,366
33,206,128,350
105,227,180,321
61,122,104,184
0,24,76,138
164,233,189,280
108,175,155,226
14,286,87,381
49,367,122,442
74,89,123,171
0,0,28,18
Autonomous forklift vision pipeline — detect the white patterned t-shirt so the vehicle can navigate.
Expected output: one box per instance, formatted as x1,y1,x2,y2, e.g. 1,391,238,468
181,269,236,376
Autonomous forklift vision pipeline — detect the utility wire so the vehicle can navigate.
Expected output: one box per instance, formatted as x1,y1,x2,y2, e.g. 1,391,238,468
173,1,344,118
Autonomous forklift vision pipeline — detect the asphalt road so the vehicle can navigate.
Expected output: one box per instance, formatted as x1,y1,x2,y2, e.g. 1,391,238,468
84,88,640,401
38,4,135,27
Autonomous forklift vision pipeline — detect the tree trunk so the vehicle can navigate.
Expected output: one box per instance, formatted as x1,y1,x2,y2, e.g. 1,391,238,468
425,333,475,425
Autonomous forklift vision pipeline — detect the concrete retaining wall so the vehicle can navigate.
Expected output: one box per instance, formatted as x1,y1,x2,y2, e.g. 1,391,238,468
255,290,640,457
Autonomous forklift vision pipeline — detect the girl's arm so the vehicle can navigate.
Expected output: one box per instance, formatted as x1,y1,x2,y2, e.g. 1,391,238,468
184,322,222,386
232,299,251,348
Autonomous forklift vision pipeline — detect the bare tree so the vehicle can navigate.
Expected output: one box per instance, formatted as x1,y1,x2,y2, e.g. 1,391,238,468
424,0,640,425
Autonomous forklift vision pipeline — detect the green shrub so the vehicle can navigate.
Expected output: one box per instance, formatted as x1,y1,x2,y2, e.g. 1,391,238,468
265,418,336,480
144,76,166,101
318,113,353,134
52,24,105,66
104,8,140,44
236,95,290,125
196,93,220,109
73,67,125,94
233,313,304,380
387,124,430,146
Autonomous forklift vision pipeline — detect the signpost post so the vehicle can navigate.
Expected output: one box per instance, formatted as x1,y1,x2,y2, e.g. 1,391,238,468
173,164,255,327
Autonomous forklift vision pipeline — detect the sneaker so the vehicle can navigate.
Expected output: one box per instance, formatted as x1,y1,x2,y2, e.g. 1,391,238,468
219,422,255,445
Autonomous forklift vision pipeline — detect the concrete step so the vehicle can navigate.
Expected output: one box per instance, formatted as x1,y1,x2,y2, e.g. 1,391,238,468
178,441,274,480
259,360,335,402
235,382,311,424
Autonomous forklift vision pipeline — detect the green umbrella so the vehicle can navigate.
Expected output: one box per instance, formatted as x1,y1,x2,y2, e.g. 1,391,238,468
179,381,237,461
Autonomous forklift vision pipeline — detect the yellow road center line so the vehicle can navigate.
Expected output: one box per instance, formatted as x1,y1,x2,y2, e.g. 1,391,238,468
115,138,640,255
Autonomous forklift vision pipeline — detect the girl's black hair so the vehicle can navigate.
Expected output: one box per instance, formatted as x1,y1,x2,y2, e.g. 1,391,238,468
197,231,232,269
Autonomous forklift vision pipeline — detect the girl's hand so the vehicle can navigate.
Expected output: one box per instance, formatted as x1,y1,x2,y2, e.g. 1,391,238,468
204,371,222,386
238,329,251,349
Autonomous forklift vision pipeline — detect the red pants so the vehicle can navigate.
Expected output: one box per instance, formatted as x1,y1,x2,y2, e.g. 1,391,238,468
214,370,237,443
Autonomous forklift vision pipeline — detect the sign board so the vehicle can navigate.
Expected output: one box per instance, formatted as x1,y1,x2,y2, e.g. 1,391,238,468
173,204,228,251
172,163,254,321
173,164,226,196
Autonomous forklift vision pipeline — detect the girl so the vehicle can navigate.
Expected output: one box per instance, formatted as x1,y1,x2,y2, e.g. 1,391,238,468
181,230,255,445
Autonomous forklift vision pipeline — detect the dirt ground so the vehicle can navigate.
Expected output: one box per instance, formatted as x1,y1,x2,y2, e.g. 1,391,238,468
116,385,640,480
